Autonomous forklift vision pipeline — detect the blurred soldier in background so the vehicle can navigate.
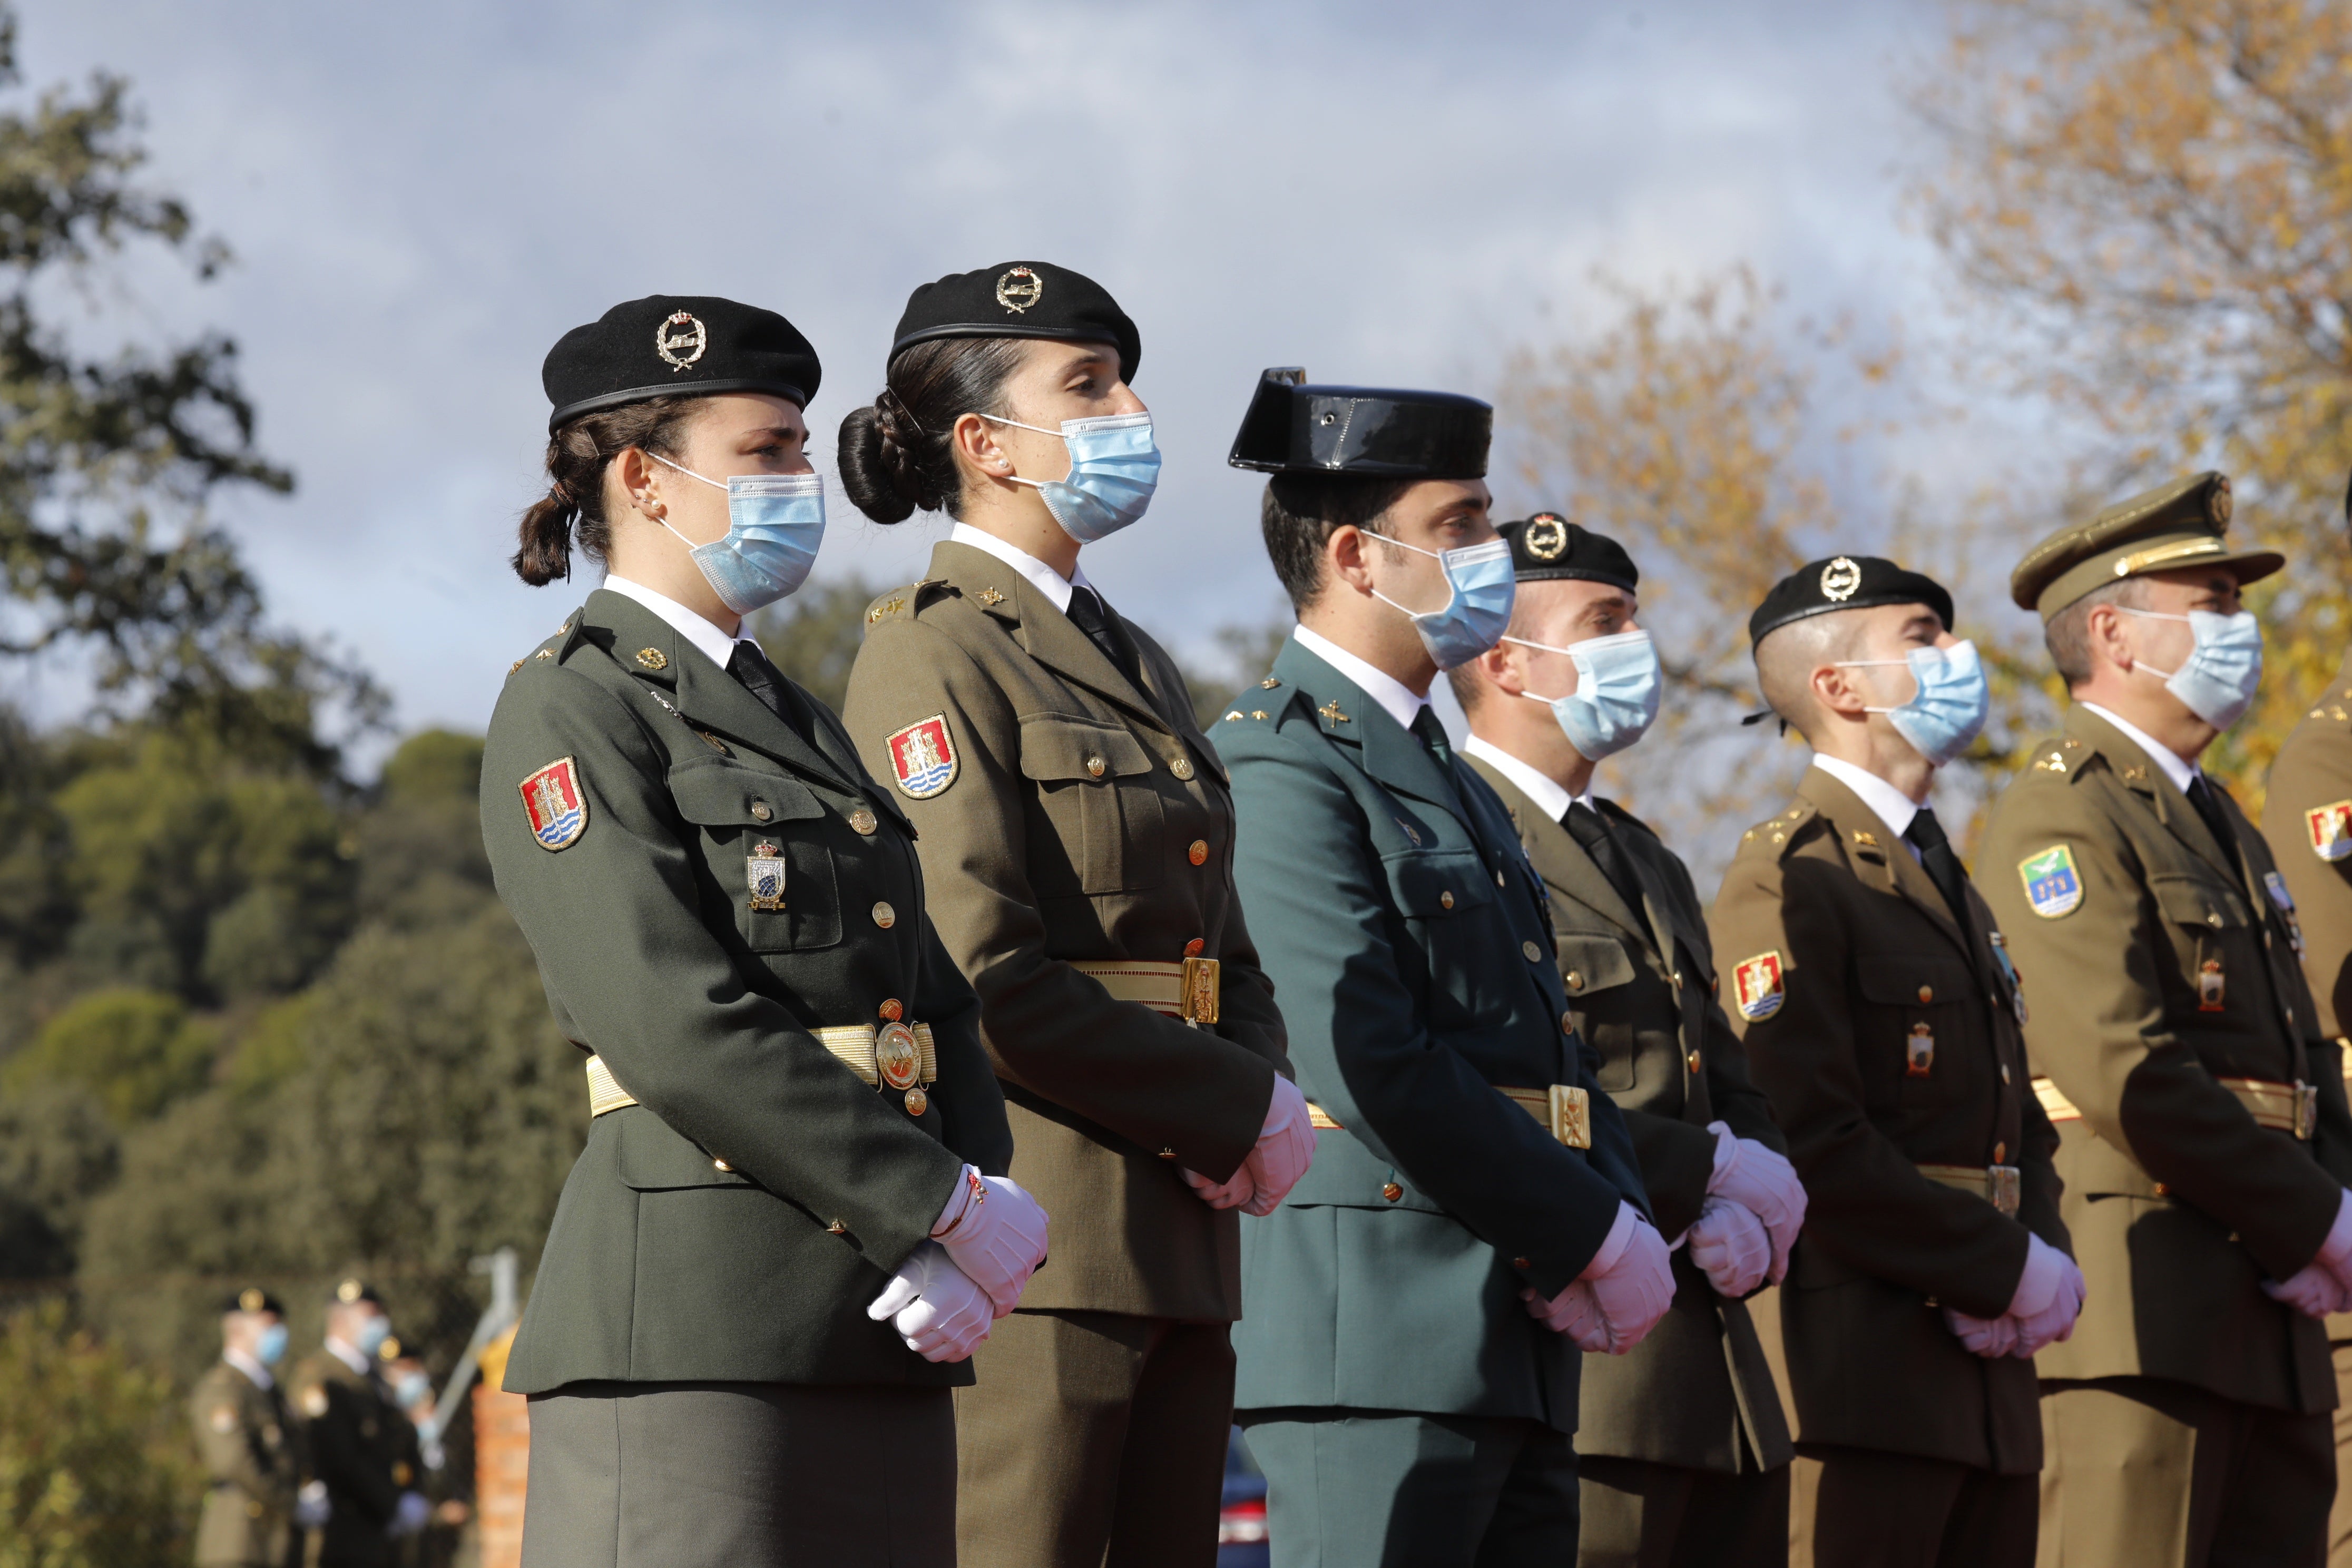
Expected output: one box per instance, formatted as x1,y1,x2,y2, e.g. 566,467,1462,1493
383,1351,473,1568
291,1280,429,1566
191,1287,308,1568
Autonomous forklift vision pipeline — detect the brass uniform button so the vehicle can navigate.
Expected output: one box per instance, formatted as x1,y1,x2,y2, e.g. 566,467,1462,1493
878,998,904,1022
1918,984,1934,1004
871,901,896,929
849,808,878,835
1687,1051,1702,1074
712,1157,732,1172
751,801,774,822
827,1219,847,1235
1994,1141,2006,1162
1439,890,1455,909
904,1086,928,1116
1565,971,1584,992
1561,1012,1575,1033
2154,1182,2170,1197
2001,1063,2011,1083
1185,938,1206,956
1085,756,1106,778
1171,756,1195,781
1512,1257,1531,1270
1160,1146,1178,1160
1190,840,1210,866
1495,869,1506,886
1382,1182,1404,1202
2207,912,2222,928
1523,941,1544,963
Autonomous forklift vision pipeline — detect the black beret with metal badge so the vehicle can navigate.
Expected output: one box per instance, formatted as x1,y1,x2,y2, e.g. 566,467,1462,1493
2008,471,2279,619
542,295,821,430
1500,513,1638,590
1228,367,1492,480
222,1287,287,1316
1749,556,1955,646
889,261,1140,385
329,1277,385,1308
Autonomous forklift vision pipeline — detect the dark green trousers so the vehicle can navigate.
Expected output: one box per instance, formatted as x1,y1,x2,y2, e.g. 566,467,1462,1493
1240,1409,1579,1568
520,1380,953,1568
1577,1455,1788,1568
954,1309,1235,1568
2041,1375,2333,1567
1803,1445,2035,1568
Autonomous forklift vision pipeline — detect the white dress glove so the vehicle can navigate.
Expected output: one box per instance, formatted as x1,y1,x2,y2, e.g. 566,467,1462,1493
1942,1306,2020,1358
2267,1193,2352,1317
1181,1163,1257,1210
1523,1279,1610,1352
1242,1075,1318,1217
294,1479,330,1531
2011,1245,2086,1357
1706,1123,1806,1285
1686,1194,1771,1299
388,1490,431,1538
1522,1200,1675,1354
930,1164,1050,1317
867,1240,994,1363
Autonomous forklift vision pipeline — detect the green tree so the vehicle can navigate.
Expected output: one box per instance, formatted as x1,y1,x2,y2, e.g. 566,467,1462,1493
2,989,213,1126
751,575,883,713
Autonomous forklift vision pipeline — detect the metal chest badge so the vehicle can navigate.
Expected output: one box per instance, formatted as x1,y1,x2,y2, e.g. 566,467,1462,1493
1733,950,1786,1021
747,844,786,911
1907,1023,1936,1076
886,714,959,799
2306,800,2352,861
1988,928,2028,1024
2199,958,2227,1012
2020,845,2082,918
519,758,589,851
2264,870,2307,959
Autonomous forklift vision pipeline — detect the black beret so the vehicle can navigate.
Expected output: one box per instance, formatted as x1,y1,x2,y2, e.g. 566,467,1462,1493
543,296,821,431
890,261,1139,385
222,1287,286,1316
1228,367,1491,479
1749,556,1954,645
330,1277,385,1308
1500,513,1638,590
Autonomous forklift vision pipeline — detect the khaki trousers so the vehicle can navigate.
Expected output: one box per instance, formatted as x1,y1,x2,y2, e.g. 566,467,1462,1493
1576,1454,1788,1568
2040,1375,2334,1567
954,1308,1234,1568
2331,1344,2352,1568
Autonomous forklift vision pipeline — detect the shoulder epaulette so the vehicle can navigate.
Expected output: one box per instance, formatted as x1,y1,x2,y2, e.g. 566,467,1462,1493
1216,675,1293,728
863,579,952,628
505,605,589,680
2024,733,2105,785
1737,800,1818,860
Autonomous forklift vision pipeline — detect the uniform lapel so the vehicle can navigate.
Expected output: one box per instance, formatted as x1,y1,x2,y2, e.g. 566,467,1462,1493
1273,637,1468,825
1800,765,1975,963
928,542,1171,736
1479,763,1645,940
2066,706,2241,886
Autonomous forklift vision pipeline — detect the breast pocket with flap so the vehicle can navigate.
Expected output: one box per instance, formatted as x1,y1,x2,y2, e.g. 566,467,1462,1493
667,760,841,952
1019,717,1166,895
1856,953,1980,1106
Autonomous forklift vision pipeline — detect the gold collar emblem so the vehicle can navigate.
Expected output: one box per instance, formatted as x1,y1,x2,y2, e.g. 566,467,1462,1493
1820,556,1863,601
1523,513,1569,561
995,267,1043,315
655,310,708,371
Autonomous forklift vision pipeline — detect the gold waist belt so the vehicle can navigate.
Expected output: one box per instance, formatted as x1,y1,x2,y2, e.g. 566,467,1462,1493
1072,957,1221,1026
2032,1074,2313,1140
584,1022,939,1120
1917,1162,2023,1217
1305,1084,1592,1151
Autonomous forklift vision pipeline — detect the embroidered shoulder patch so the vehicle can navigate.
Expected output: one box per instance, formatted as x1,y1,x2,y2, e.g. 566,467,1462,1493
519,758,589,850
2306,800,2352,863
2020,845,2082,918
1732,951,1786,1021
886,715,958,800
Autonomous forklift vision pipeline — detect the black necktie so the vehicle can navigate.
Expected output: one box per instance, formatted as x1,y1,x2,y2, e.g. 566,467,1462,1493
1409,707,1454,768
1903,806,1973,925
727,641,815,744
1564,801,1646,921
2186,773,2243,872
1064,586,1143,689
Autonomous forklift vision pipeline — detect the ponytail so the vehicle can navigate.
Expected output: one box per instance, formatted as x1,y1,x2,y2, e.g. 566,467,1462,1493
508,397,704,585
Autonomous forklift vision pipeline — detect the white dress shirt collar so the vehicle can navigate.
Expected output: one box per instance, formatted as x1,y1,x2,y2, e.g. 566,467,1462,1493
223,1348,274,1391
2077,702,2201,796
948,522,1094,615
323,1337,371,1379
1293,624,1430,732
1463,735,1579,824
602,574,759,673
1810,753,1924,852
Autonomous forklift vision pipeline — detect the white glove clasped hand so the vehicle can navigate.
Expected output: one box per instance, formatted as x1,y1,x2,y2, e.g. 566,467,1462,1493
1183,1074,1319,1217
1943,1232,2084,1359
1687,1194,1772,1299
867,1241,994,1363
928,1165,1050,1315
2264,1190,2352,1318
1523,1201,1674,1355
1704,1122,1806,1285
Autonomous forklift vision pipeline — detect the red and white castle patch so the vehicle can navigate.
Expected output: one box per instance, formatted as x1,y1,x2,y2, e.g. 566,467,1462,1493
887,715,959,800
1732,950,1786,1021
520,757,589,850
2307,800,2352,863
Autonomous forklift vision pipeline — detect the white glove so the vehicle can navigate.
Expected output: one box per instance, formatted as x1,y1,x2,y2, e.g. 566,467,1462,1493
1547,1200,1673,1354
867,1240,994,1363
1706,1123,1806,1285
2315,1188,2352,1296
2010,1243,2086,1357
1242,1075,1317,1217
1686,1194,1771,1299
388,1490,430,1538
293,1479,330,1531
1942,1306,2020,1358
930,1164,1050,1317
1522,1280,1611,1353
2265,1260,2351,1318
1181,1163,1257,1210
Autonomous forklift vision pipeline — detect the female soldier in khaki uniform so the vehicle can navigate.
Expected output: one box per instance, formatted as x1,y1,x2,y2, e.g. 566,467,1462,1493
837,262,1312,1568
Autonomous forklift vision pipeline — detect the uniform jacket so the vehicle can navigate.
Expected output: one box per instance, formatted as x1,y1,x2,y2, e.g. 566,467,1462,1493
291,1351,417,1568
482,589,1011,1393
1979,703,2352,1414
190,1359,300,1567
1711,765,2065,1474
842,541,1289,1321
1471,758,1793,1473
1215,636,1647,1433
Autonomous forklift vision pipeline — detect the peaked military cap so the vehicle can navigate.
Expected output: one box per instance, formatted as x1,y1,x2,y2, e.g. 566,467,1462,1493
889,261,1140,384
222,1287,286,1316
2010,471,2280,619
1749,556,1953,645
1228,367,1491,479
543,295,821,430
330,1277,385,1308
1501,513,1638,590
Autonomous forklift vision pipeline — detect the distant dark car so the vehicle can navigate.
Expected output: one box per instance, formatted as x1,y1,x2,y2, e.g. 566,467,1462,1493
1219,1427,1269,1567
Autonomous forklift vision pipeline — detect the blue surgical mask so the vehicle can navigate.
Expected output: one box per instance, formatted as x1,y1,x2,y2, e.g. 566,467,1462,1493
395,1371,432,1409
256,1324,289,1366
981,411,1161,544
352,1315,392,1358
1837,639,1988,767
651,456,827,615
1504,628,1662,760
2122,607,2263,730
1368,535,1516,670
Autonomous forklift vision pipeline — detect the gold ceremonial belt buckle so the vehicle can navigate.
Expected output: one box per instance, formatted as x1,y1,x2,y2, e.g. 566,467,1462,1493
1986,1164,2022,1218
1073,957,1221,1027
1306,1102,1344,1131
1916,1162,2020,1214
2218,1075,2314,1139
2298,1081,2319,1141
1181,956,1221,1026
1499,1084,1592,1150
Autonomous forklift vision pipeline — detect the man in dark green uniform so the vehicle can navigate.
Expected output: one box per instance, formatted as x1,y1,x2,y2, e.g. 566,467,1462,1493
291,1280,428,1567
1451,516,1800,1567
190,1288,305,1568
1979,473,2352,1566
1216,369,1661,1566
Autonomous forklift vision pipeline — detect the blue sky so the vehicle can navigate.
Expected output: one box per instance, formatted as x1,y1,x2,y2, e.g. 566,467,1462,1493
34,0,2002,753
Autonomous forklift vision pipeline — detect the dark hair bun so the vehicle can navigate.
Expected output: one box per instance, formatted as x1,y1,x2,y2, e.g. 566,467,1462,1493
837,403,921,525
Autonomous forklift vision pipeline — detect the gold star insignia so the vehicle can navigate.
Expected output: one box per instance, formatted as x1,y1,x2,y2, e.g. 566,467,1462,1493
978,587,1006,607
1260,677,1279,689
1318,700,1349,725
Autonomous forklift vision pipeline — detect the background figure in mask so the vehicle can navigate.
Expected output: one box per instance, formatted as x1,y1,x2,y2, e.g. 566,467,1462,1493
1452,516,1801,1568
191,1288,307,1568
292,1280,429,1568
1982,473,2352,1568
1215,371,1657,1568
1711,557,2074,1568
482,296,1026,1568
838,263,1302,1568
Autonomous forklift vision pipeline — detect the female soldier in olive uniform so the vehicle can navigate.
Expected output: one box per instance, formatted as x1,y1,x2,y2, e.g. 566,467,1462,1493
837,262,1310,1568
481,296,1044,1568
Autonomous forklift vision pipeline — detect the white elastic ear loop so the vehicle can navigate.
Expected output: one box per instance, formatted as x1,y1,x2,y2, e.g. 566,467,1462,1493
1365,531,1455,619
646,452,726,552
968,411,1064,492
1834,658,1921,716
1500,633,1578,703
2115,607,2191,681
